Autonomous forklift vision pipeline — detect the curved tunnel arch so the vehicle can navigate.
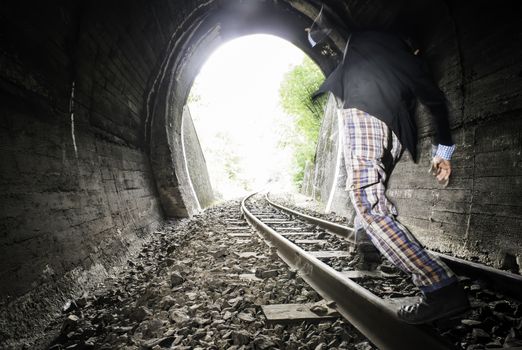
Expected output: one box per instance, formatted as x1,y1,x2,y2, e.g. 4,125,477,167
146,0,346,217
144,0,462,217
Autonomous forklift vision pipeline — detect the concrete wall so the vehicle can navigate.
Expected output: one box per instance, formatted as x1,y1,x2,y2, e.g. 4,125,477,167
303,95,355,220
393,0,522,269
182,107,214,209
302,1,522,271
301,160,314,197
0,1,166,343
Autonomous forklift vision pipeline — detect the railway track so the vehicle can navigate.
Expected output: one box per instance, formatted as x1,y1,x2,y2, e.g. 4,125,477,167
240,192,522,350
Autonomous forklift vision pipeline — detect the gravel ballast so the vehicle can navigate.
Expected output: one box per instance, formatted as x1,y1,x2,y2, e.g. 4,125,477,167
45,200,376,350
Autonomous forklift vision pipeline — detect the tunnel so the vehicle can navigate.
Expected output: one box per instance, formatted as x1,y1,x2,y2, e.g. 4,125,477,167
1,0,521,348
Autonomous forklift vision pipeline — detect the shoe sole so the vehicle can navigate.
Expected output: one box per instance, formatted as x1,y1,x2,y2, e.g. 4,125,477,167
399,304,470,325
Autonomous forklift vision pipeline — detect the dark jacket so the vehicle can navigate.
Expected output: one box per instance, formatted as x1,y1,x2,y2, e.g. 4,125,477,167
315,30,453,160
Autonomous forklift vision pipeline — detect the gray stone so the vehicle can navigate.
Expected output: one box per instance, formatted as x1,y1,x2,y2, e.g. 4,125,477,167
286,269,298,278
504,328,522,347
466,345,486,350
141,336,174,349
62,300,77,313
159,295,176,310
253,336,277,350
237,312,256,322
169,310,190,324
61,314,80,334
317,323,330,331
211,248,228,258
470,284,481,292
186,292,198,300
231,330,251,346
172,335,184,346
143,318,164,338
193,317,211,326
462,319,483,327
314,343,327,350
130,306,152,322
484,340,502,348
472,328,491,343
170,272,185,287
255,269,279,279
354,341,373,350
491,300,512,313
192,328,207,340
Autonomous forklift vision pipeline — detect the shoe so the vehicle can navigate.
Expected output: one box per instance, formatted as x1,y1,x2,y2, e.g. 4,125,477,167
347,253,381,271
348,239,381,271
397,282,470,324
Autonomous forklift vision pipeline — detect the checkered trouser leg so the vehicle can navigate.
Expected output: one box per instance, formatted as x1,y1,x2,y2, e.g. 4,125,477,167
342,108,457,292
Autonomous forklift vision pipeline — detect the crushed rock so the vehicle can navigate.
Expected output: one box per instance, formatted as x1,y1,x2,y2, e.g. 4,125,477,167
45,199,375,349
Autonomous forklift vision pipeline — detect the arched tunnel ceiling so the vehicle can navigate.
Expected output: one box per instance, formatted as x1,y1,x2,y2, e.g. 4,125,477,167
143,0,458,217
145,0,345,217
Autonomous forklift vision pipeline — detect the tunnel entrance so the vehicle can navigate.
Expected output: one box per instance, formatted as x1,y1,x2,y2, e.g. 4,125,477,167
186,34,325,201
145,1,340,218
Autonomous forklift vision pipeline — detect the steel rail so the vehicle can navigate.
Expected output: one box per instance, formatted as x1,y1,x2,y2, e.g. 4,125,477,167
266,194,355,243
265,193,522,300
241,192,454,350
430,252,522,300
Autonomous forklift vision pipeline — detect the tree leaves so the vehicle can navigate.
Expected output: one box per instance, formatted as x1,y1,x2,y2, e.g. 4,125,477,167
279,56,326,187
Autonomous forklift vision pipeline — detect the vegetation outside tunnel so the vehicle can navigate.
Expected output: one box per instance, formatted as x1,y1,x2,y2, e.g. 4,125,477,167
279,56,326,188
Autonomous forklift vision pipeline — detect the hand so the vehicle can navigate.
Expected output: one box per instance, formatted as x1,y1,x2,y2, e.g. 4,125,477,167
430,156,452,187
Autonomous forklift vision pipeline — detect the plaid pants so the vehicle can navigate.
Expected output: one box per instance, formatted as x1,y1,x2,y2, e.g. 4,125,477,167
342,108,457,292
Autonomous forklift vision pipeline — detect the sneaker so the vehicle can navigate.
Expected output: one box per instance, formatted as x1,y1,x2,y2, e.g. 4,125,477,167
397,282,470,324
347,254,381,271
348,243,381,271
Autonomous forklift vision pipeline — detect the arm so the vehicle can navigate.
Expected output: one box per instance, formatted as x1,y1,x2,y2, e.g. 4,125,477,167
411,60,455,185
430,145,454,186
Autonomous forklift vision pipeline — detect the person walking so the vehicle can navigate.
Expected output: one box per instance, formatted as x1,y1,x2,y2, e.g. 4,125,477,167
307,7,470,324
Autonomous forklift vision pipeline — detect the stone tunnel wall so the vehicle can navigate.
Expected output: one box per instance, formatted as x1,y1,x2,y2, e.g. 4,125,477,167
302,94,354,220
182,107,214,209
0,1,171,343
303,1,522,271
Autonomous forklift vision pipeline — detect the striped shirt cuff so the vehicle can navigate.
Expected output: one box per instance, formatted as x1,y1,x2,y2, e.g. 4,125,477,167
433,144,456,160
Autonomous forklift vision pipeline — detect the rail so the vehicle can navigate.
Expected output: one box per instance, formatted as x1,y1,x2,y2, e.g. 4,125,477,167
264,192,522,300
241,192,454,350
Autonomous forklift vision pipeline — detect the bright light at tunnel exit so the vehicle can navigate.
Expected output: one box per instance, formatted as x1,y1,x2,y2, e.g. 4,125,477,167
187,34,307,201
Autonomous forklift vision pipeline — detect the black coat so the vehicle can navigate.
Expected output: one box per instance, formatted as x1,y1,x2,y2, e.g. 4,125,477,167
315,31,453,160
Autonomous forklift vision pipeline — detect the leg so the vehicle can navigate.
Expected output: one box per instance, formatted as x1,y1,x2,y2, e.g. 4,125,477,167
342,108,458,289
342,108,468,323
350,209,382,271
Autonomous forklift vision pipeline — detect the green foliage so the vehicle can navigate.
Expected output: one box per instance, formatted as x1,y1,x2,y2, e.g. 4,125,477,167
279,56,326,188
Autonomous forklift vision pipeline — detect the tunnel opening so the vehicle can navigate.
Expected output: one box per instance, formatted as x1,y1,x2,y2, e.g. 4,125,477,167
185,34,326,202
145,0,341,218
